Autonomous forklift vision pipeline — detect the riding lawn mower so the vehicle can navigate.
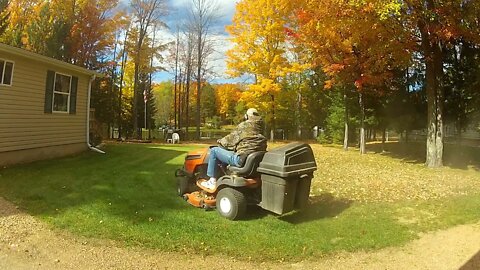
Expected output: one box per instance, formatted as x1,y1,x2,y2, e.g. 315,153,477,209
175,142,317,220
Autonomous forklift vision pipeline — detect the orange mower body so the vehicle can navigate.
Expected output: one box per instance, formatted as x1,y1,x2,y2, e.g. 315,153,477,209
175,143,317,220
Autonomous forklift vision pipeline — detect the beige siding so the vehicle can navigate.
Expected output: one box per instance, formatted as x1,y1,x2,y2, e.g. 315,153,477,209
0,52,90,154
0,142,87,167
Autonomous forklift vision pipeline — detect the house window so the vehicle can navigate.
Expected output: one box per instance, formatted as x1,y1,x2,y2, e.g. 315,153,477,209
0,59,14,86
53,73,72,113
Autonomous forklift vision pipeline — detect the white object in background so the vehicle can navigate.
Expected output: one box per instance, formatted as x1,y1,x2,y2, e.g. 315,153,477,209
172,133,180,144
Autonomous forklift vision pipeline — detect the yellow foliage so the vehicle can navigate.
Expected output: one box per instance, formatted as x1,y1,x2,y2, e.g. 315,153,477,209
240,78,280,122
214,84,241,117
227,0,312,129
226,0,295,81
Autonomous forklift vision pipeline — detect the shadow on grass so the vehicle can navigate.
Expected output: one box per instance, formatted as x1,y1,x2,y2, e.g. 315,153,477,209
367,141,480,171
279,193,353,225
243,205,270,220
0,143,196,224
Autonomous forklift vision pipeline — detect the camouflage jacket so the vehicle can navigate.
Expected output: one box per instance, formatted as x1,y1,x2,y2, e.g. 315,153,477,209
217,115,267,165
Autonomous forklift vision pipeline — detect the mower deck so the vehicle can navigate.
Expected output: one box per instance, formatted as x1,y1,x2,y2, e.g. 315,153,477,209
184,190,216,209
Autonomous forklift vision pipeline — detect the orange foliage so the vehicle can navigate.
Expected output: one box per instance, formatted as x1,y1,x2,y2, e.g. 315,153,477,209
294,0,412,92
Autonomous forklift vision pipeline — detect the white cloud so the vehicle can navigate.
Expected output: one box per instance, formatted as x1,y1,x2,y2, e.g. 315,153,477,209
209,34,234,80
152,0,239,83
168,0,237,24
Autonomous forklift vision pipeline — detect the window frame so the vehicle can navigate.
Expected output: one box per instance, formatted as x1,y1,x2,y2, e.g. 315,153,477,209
0,59,15,86
52,72,72,114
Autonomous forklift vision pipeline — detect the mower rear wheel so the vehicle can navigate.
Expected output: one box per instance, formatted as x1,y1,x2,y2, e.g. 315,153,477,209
176,176,190,196
216,188,246,220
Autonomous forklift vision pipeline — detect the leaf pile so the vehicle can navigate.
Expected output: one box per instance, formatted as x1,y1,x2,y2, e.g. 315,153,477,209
307,144,480,203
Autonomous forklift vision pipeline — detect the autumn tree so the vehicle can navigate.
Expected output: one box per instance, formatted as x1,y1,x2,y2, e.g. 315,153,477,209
388,0,480,167
68,0,121,68
130,0,167,139
295,0,411,153
119,24,166,137
181,29,195,138
1,0,37,47
152,81,173,126
215,84,242,123
3,0,120,67
226,0,295,140
186,0,219,140
0,0,9,35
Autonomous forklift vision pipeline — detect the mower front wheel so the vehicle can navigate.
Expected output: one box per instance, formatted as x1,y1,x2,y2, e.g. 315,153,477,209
216,188,246,220
176,176,191,196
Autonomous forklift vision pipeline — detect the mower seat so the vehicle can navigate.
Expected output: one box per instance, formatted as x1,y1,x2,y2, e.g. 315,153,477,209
228,151,266,177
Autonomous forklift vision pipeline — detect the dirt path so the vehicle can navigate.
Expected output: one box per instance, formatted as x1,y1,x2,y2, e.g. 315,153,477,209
1,197,479,270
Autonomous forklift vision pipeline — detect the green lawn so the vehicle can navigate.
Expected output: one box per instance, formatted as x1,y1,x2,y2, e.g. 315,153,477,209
0,142,480,261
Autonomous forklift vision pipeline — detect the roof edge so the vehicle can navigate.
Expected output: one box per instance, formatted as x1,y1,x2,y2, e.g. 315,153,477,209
0,43,102,77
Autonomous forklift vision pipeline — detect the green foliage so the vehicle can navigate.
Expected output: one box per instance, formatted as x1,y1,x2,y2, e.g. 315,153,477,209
234,100,247,124
152,81,174,126
324,89,345,144
384,71,427,134
25,3,69,60
316,132,329,144
301,69,329,133
200,83,216,122
443,42,480,134
90,75,118,131
205,115,221,129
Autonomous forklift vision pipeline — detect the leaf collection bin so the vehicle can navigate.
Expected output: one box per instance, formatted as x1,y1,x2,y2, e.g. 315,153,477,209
257,142,317,215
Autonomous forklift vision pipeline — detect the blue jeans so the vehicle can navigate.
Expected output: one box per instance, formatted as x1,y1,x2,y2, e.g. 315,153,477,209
207,147,241,178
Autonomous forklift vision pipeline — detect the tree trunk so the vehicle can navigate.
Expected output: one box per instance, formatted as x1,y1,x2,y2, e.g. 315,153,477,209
297,85,302,140
195,68,201,141
270,94,275,141
109,36,118,139
343,88,349,151
118,29,129,140
359,92,366,154
195,77,201,141
195,29,202,141
382,127,386,152
185,69,191,141
421,30,444,168
133,40,143,139
178,68,183,130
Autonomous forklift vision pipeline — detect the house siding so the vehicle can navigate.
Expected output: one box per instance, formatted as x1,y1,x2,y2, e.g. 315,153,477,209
0,51,90,165
0,143,86,167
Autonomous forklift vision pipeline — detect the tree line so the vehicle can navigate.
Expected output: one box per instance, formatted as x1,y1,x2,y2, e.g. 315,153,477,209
1,0,479,167
224,0,480,167
0,0,219,141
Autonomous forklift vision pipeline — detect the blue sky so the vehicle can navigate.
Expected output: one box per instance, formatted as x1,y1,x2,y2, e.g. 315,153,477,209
152,0,239,83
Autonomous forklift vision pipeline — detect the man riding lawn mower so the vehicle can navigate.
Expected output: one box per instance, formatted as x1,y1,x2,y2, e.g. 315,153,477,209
175,109,317,220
